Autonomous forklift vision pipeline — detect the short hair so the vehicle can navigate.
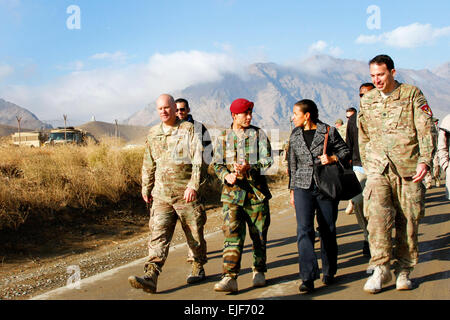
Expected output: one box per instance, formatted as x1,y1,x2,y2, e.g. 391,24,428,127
346,107,357,113
294,99,319,123
175,98,189,109
359,82,375,90
335,119,343,125
369,54,395,71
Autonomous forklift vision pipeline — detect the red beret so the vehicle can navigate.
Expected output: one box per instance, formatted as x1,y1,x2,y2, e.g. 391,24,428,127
230,98,254,114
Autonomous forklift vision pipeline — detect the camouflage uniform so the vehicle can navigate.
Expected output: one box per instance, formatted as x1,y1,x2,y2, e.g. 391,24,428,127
142,119,207,275
437,114,450,199
213,125,273,278
337,123,347,141
359,81,435,274
423,121,440,188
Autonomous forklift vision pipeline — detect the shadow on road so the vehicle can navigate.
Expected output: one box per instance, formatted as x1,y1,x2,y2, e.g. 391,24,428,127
421,213,450,225
414,269,450,286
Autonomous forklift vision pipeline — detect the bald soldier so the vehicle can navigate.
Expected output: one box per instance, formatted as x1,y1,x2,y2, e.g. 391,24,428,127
128,94,207,293
359,55,435,294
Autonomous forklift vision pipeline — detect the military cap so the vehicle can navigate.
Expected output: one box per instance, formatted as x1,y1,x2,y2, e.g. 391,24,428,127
230,98,254,114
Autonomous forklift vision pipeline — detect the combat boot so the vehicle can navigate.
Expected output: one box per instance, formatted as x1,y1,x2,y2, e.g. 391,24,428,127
252,271,266,287
128,265,158,293
214,275,238,293
186,262,206,284
363,265,392,294
396,271,413,290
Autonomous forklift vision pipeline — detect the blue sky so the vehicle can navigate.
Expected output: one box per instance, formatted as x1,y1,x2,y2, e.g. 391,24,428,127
1,0,449,123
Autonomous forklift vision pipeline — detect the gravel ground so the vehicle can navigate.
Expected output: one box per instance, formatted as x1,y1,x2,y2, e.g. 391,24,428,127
0,183,287,300
0,205,224,300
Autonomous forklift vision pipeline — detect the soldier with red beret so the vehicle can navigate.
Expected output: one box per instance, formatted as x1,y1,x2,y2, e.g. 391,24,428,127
212,98,274,293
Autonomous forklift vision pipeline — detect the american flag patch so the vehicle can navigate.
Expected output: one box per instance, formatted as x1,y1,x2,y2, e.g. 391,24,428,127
420,104,433,117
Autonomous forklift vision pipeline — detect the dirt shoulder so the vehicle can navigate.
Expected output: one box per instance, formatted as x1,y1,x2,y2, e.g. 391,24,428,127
0,181,288,300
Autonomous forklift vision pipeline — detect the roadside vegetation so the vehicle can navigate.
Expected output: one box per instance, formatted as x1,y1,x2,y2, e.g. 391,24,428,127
0,139,144,231
0,133,287,232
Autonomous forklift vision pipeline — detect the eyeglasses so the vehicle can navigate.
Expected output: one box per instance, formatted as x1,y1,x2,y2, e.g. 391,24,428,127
177,108,186,112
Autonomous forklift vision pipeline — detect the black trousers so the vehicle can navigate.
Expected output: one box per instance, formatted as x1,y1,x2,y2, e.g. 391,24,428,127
294,184,339,281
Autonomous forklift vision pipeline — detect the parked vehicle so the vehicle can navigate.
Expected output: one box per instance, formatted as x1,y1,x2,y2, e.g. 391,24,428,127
11,131,47,147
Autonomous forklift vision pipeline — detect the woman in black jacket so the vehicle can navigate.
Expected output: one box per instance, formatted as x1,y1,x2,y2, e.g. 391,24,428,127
288,99,350,293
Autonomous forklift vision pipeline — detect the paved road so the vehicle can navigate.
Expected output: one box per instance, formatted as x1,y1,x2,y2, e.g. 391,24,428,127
32,186,449,300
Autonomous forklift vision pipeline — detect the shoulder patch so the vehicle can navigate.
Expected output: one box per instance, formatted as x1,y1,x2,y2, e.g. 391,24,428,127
420,104,433,117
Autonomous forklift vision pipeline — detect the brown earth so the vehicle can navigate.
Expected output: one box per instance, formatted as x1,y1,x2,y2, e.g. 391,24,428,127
0,180,287,300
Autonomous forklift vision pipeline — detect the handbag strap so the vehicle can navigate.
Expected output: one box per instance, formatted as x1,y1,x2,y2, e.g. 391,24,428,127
323,126,330,155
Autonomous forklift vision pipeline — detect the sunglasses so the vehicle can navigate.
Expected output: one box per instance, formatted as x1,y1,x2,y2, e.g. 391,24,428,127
177,108,186,112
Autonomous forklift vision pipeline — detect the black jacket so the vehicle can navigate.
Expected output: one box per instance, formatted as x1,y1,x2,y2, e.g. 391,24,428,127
288,121,351,190
345,112,362,167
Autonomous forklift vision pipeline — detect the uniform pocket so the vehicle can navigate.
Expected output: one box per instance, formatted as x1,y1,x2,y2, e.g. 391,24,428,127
172,135,189,160
363,185,372,201
388,105,403,130
362,185,372,219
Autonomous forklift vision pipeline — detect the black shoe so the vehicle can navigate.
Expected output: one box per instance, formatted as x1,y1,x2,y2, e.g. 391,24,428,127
363,241,371,257
322,275,335,285
299,280,314,293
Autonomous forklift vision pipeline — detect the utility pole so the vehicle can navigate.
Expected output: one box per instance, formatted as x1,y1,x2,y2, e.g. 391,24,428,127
114,119,119,145
63,114,68,142
16,115,22,145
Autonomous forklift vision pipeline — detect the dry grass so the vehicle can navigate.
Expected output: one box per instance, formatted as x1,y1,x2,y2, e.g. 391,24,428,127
0,135,288,231
0,140,144,230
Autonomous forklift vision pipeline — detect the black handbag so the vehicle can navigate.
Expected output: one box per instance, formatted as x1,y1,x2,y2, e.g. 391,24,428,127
314,127,362,200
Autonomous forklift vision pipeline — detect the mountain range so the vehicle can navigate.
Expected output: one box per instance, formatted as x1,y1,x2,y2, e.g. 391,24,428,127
126,55,450,129
0,98,52,130
1,55,449,133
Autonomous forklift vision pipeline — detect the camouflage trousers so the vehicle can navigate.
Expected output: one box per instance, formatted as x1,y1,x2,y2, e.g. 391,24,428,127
446,167,450,200
423,155,441,187
144,197,207,275
220,200,270,279
352,169,369,242
364,164,425,273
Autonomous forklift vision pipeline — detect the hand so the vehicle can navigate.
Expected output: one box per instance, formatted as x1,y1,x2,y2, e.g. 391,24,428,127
412,163,429,183
290,190,295,207
225,173,237,185
233,160,250,176
318,154,336,165
184,187,197,203
142,192,152,204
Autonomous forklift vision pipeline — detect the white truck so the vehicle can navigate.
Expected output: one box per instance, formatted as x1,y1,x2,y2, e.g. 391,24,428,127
11,131,46,147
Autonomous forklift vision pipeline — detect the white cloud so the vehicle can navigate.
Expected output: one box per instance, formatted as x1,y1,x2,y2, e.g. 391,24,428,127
308,40,343,57
0,50,243,123
213,42,233,52
308,40,328,53
356,23,450,48
328,46,343,57
90,51,129,62
55,60,84,72
0,64,14,80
